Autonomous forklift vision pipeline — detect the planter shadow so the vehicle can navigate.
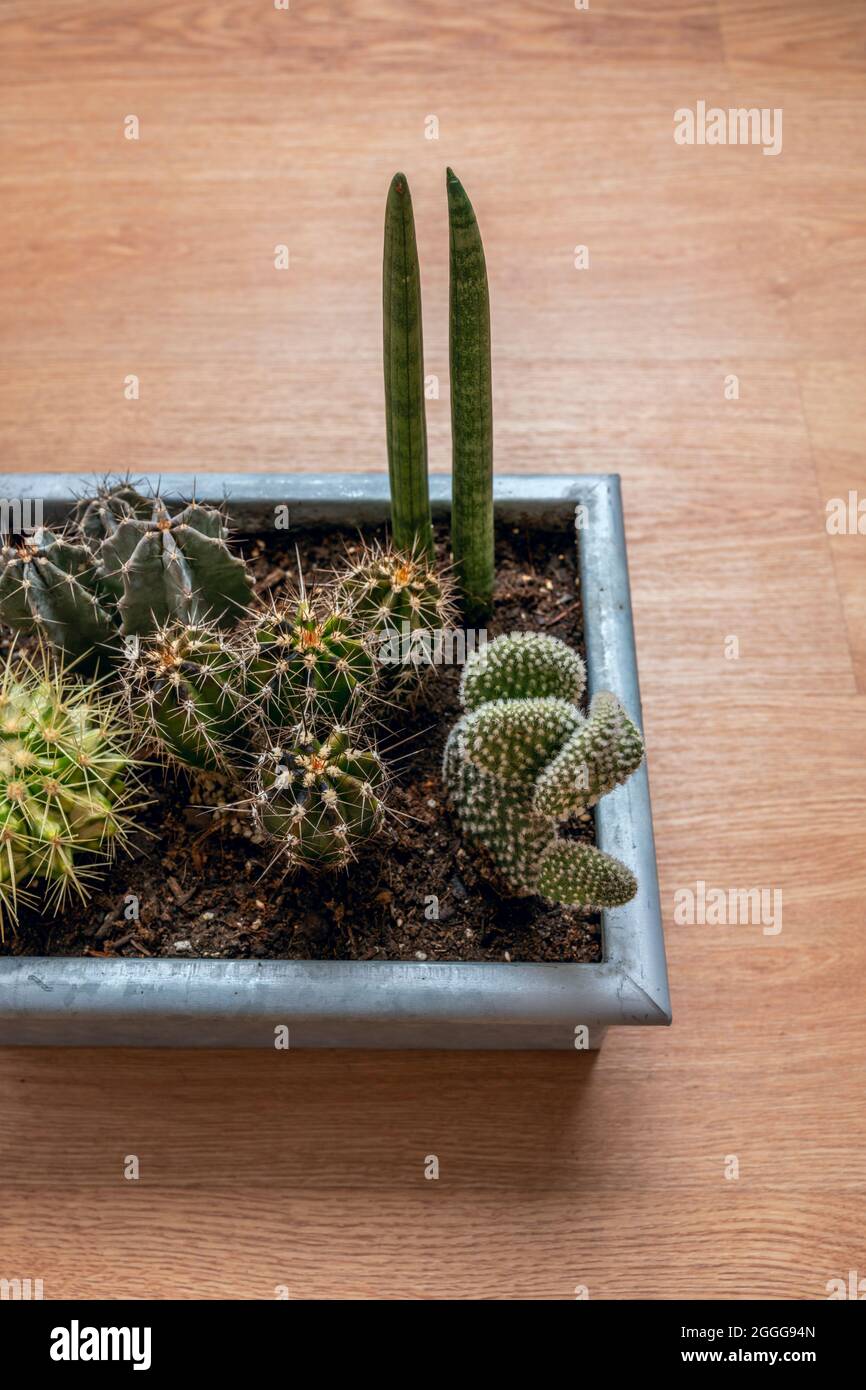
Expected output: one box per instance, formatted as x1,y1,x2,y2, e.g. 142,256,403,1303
0,472,670,1049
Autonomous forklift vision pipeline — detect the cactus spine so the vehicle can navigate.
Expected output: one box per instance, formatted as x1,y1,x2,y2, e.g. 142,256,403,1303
122,620,247,773
243,593,376,729
335,541,456,687
383,173,434,559
73,478,153,550
0,650,143,930
448,168,494,625
101,498,254,636
443,633,644,909
0,528,119,670
0,483,254,675
252,723,386,869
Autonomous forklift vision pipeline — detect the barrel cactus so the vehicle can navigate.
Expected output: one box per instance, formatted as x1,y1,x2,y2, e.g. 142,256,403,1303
336,540,455,686
0,650,142,930
242,593,376,730
442,632,644,909
121,620,248,773
0,527,119,669
251,723,386,869
100,497,254,636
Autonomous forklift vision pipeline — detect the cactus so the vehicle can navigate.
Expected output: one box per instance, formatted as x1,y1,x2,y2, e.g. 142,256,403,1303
443,632,644,909
73,478,153,551
251,723,386,869
447,168,494,625
100,496,253,636
383,173,434,559
0,527,120,670
335,540,456,687
242,593,376,730
121,620,248,773
0,485,255,670
461,629,586,708
0,649,143,931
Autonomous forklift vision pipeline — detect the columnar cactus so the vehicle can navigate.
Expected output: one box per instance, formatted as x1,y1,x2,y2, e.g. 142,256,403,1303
251,723,386,869
383,173,434,559
336,541,456,686
448,168,494,625
121,620,248,773
242,594,376,729
443,632,644,909
0,651,142,929
0,528,119,669
100,497,254,635
461,628,586,707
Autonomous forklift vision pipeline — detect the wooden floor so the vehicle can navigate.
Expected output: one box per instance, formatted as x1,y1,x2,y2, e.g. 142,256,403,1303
1,0,864,1300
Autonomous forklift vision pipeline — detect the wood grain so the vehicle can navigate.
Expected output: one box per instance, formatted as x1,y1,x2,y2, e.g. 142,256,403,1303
0,0,865,1300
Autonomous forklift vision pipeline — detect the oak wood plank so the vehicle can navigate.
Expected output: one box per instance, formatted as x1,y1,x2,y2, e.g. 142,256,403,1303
0,0,864,1301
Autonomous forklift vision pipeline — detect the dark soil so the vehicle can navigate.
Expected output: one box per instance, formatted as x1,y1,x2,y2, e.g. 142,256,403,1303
0,522,601,964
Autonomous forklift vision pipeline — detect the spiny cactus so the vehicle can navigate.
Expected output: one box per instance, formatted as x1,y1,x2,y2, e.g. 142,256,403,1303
443,632,644,909
251,723,386,870
121,620,248,773
336,540,456,686
462,629,586,708
100,496,254,636
0,650,143,930
0,527,120,669
0,485,255,671
533,690,645,817
242,592,376,729
73,478,153,550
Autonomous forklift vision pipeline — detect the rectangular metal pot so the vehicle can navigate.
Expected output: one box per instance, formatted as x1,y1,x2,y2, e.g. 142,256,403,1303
0,472,670,1048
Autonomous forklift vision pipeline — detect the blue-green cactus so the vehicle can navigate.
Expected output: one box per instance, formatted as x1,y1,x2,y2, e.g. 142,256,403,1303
100,497,254,635
73,478,153,551
0,528,119,669
0,484,255,672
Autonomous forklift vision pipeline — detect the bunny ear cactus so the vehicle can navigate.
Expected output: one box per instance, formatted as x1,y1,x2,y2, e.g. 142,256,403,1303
0,649,143,932
121,620,248,773
461,629,586,707
335,540,456,689
243,593,376,730
100,497,254,635
252,723,386,870
0,527,120,670
533,690,645,818
443,632,644,909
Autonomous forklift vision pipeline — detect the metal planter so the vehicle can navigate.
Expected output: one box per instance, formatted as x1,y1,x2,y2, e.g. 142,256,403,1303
0,472,670,1049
